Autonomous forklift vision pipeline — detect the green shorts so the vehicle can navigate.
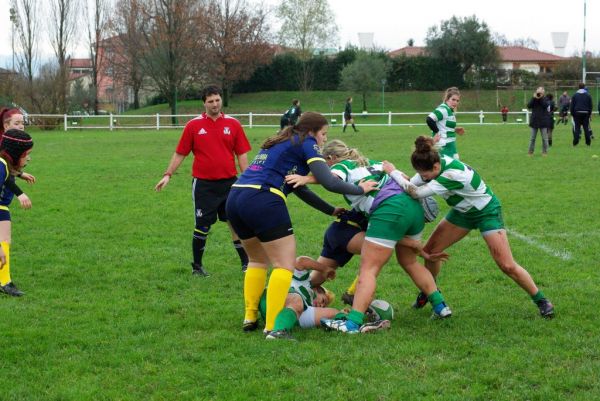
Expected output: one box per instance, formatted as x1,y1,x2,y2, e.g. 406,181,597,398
366,193,424,242
439,141,458,158
446,197,504,233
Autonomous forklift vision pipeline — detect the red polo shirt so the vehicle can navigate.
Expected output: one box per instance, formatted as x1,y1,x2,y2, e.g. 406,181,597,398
175,112,251,180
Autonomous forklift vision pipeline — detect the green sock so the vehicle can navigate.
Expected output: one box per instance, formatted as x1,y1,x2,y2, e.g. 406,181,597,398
347,309,365,326
427,290,444,307
531,290,545,303
273,307,298,331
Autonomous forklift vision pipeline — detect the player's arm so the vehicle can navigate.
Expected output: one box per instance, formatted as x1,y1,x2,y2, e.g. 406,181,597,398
296,256,336,281
285,173,318,187
236,152,249,172
426,116,439,133
155,152,185,191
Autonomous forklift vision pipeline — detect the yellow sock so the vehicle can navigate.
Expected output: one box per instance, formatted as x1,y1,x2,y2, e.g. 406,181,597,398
243,267,267,322
265,268,293,331
346,275,359,295
0,242,11,286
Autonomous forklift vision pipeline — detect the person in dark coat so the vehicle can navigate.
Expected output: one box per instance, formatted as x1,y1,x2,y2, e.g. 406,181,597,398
569,83,593,146
527,87,551,156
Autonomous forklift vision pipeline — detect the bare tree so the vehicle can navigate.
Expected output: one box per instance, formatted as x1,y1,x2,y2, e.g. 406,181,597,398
108,0,146,109
9,0,39,110
85,0,110,114
276,0,338,91
139,0,205,124
202,0,273,106
48,0,79,112
11,0,39,84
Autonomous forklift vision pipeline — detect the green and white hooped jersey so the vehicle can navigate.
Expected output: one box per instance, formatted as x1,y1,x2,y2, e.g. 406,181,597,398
427,155,496,213
330,159,389,214
290,269,315,308
429,103,456,146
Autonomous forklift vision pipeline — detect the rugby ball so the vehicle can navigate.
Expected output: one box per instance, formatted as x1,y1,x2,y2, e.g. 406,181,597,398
420,196,439,223
366,299,394,322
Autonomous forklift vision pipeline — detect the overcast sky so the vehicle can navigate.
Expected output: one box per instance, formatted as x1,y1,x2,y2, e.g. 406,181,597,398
0,0,598,68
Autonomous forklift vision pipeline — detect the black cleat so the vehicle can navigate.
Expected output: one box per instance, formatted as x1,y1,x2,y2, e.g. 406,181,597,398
412,291,428,309
241,264,248,273
191,262,210,277
0,282,24,297
243,320,258,332
536,298,555,319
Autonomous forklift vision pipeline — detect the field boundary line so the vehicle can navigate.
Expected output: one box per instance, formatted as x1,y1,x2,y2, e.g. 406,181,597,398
506,228,573,261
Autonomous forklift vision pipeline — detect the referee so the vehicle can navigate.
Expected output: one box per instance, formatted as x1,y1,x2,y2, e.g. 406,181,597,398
155,85,251,276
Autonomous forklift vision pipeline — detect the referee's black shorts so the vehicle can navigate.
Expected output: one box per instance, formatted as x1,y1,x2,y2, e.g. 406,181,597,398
192,177,237,228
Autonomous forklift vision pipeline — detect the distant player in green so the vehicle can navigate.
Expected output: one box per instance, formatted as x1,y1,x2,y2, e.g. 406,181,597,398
426,87,465,159
390,136,554,318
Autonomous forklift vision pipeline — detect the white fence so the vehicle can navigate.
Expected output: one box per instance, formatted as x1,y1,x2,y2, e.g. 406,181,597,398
28,110,533,131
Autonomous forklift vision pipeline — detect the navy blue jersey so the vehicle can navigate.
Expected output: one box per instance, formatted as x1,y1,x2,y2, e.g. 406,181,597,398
236,134,325,197
0,158,15,208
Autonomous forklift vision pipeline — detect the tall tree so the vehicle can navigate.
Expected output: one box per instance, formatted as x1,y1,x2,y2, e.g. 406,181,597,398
339,52,388,112
139,0,204,124
202,0,273,106
10,0,39,109
85,0,110,114
108,0,146,109
426,15,498,77
48,0,79,113
276,0,338,91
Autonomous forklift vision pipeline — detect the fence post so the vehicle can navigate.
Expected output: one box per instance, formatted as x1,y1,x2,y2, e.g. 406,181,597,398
388,111,392,126
64,114,67,131
249,112,253,128
156,113,160,130
109,113,114,131
479,110,484,124
523,109,530,125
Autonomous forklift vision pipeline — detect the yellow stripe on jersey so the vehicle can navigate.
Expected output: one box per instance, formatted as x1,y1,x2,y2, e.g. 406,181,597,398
306,157,326,164
335,218,361,229
232,184,287,202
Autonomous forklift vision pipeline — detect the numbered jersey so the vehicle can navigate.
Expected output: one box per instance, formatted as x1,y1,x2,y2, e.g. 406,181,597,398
426,155,496,213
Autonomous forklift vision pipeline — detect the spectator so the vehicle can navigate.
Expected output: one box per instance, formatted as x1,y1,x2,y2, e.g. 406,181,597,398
501,105,509,123
545,93,557,147
569,83,593,146
155,85,251,276
527,87,551,156
558,91,570,125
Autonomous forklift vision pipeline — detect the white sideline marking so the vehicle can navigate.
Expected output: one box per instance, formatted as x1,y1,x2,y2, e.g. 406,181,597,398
506,228,572,261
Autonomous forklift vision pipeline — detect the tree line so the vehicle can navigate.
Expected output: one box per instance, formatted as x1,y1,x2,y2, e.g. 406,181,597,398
3,1,598,117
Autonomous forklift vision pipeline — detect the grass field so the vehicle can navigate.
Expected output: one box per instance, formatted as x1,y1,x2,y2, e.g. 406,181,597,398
1,122,599,401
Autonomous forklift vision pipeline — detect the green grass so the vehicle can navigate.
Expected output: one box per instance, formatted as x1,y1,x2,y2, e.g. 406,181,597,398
1,123,599,400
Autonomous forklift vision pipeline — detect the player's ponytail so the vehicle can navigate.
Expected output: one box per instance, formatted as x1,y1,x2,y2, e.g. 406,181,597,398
411,136,439,171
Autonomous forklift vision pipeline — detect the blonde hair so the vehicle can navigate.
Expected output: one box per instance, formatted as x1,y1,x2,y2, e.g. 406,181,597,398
443,87,461,102
314,286,335,307
322,139,369,166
